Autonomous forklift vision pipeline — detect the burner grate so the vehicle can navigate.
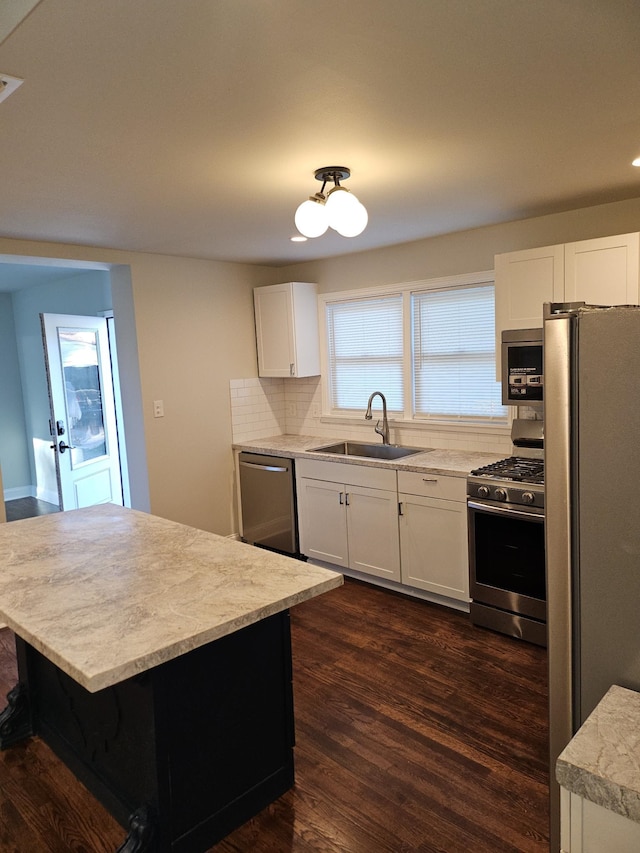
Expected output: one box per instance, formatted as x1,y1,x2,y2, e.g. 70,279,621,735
470,456,544,485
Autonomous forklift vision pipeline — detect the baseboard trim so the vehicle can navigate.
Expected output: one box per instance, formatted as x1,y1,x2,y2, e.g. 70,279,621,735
4,486,34,502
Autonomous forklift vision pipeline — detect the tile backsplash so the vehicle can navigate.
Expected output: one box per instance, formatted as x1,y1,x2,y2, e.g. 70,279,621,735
230,377,512,455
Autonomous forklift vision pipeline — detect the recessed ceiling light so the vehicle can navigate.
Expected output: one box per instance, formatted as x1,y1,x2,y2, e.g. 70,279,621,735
632,157,640,167
290,235,307,242
0,73,24,104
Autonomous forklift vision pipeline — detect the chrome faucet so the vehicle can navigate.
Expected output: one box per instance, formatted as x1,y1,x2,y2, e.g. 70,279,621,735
365,391,390,445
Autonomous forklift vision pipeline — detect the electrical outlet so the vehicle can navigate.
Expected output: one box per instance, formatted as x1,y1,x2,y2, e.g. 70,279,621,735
153,400,164,418
286,402,296,417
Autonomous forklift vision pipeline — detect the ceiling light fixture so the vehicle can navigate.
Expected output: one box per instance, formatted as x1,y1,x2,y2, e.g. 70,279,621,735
633,156,640,167
295,167,368,239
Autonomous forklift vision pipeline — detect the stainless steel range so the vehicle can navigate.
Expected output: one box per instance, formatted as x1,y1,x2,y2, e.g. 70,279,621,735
467,424,546,646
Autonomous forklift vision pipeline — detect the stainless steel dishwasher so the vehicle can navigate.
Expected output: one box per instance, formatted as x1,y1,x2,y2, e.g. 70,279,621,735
238,452,299,556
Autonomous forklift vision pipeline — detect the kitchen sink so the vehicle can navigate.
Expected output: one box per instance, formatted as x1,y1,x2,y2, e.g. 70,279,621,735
309,441,426,460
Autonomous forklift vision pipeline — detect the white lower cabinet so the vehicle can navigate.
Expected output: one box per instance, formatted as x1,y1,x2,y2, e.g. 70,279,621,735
296,459,469,604
560,789,640,853
398,471,469,602
296,459,401,582
297,477,349,566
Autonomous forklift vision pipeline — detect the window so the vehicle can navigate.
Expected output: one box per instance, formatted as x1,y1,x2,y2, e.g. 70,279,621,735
326,294,404,411
412,284,505,420
324,277,506,425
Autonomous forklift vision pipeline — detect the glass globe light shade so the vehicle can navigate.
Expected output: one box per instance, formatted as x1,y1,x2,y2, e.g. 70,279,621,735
294,195,329,238
334,199,368,237
325,187,368,237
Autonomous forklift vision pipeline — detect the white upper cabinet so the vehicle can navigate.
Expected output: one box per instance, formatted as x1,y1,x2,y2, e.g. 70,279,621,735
564,233,640,305
495,244,565,335
254,281,321,378
495,232,640,374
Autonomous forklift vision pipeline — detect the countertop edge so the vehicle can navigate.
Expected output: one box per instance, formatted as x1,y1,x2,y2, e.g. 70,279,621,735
556,685,640,824
2,572,344,693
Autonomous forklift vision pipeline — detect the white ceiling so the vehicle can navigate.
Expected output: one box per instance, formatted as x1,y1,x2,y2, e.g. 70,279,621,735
1,0,639,268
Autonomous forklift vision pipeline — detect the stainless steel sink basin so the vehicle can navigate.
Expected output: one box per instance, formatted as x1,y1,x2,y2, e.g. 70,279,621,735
309,441,426,460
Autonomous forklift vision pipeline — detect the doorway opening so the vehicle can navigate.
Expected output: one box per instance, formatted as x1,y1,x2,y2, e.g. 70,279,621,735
0,256,149,521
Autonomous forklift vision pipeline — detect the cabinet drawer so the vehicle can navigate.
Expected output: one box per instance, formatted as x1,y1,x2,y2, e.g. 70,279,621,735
297,458,397,490
397,470,465,501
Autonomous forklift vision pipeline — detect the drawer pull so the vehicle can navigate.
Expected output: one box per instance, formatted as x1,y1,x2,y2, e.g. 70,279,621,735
422,478,438,483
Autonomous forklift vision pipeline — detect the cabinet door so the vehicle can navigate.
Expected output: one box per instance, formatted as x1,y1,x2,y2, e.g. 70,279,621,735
346,485,401,582
289,282,321,377
562,791,640,853
494,244,564,377
399,493,469,601
297,477,348,566
564,233,639,306
254,284,295,378
254,282,320,378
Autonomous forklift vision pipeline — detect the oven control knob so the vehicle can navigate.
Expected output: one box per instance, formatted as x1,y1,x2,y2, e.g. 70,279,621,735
477,486,490,498
494,488,508,502
522,491,535,505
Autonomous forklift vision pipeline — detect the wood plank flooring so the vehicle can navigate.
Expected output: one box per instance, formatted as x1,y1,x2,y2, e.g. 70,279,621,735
5,497,59,523
0,578,548,852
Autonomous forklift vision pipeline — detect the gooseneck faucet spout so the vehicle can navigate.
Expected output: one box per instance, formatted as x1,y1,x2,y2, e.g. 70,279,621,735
365,391,390,445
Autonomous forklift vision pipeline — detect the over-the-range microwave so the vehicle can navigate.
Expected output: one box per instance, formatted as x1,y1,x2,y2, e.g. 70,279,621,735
501,328,543,405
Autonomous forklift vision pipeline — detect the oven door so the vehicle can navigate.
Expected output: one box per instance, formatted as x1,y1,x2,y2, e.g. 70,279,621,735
468,499,546,622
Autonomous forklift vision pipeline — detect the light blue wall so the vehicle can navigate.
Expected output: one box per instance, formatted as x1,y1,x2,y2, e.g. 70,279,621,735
0,292,31,491
7,270,112,498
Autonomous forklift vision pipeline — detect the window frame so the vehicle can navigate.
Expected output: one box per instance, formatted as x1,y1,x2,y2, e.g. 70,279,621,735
318,270,510,432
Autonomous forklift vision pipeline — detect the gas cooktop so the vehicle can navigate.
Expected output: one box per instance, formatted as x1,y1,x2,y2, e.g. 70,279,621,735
469,456,544,485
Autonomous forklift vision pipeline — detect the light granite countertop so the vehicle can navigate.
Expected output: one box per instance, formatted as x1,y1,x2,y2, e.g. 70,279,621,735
0,504,342,693
233,434,504,477
556,685,640,824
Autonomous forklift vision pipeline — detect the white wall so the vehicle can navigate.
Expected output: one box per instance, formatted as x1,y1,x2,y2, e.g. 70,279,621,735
0,292,30,492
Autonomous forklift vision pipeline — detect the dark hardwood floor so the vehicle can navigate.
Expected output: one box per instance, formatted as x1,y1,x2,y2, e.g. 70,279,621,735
0,578,548,852
5,497,60,522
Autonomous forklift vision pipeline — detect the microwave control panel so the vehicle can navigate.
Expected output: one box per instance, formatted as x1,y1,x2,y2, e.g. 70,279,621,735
501,330,543,405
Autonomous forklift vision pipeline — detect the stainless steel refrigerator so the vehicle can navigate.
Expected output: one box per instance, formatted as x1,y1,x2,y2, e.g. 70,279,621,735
545,302,640,850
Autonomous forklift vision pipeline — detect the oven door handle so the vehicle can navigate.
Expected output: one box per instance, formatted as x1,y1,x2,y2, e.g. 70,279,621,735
467,500,544,521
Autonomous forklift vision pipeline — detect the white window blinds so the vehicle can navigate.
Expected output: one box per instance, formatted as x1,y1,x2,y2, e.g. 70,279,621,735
326,295,404,412
412,284,505,420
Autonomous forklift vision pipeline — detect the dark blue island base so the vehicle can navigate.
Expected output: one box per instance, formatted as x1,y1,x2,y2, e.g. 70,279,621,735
0,610,295,853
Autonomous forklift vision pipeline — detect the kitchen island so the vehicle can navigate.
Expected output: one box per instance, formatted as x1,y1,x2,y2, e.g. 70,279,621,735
0,505,342,852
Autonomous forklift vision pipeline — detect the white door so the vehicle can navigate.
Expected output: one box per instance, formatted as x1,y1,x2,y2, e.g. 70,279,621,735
41,313,123,510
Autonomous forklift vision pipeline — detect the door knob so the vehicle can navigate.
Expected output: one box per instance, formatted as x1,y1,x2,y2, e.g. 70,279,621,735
58,441,75,454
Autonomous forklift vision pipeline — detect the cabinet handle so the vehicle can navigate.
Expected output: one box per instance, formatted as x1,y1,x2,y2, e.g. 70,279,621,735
290,363,295,376
345,492,350,506
422,478,438,483
398,502,403,516
339,492,344,505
